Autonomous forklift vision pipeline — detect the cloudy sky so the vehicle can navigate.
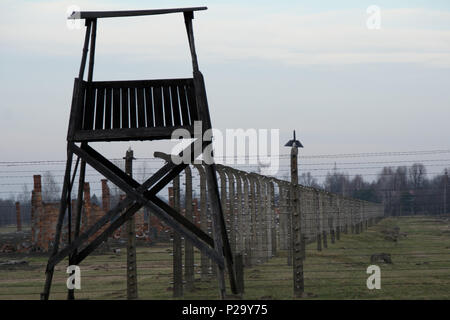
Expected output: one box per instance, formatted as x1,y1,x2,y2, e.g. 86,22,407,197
1,0,450,194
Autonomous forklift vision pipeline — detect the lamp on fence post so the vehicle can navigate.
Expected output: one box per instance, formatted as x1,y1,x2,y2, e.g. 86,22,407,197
285,130,305,297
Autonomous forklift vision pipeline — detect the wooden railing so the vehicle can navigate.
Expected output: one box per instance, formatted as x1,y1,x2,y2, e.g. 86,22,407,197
68,78,199,142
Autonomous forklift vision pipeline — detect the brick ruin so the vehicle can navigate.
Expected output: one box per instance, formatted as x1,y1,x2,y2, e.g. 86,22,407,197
30,175,151,252
1,175,201,253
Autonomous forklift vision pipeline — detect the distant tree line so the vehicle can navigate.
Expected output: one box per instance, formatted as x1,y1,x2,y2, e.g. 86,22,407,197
300,163,449,216
0,163,449,227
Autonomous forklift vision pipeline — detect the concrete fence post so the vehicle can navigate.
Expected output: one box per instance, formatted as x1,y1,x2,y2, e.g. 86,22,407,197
184,166,195,292
194,164,210,280
336,196,341,240
322,193,328,249
255,175,264,264
224,169,236,254
170,175,183,297
249,175,258,266
233,170,244,256
330,195,336,244
242,174,252,267
316,191,322,251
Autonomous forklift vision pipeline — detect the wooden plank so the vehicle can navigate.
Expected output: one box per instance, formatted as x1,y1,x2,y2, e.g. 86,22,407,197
112,87,121,129
170,86,182,126
144,87,154,127
75,196,224,268
186,84,199,122
153,86,164,127
48,196,136,269
67,78,84,140
179,85,191,125
129,88,137,128
41,150,74,299
73,125,194,142
70,144,222,265
121,87,129,129
94,87,105,130
163,85,172,126
104,87,112,130
83,86,95,130
90,78,193,89
137,87,146,128
69,7,208,20
47,148,186,269
149,195,215,248
80,143,140,188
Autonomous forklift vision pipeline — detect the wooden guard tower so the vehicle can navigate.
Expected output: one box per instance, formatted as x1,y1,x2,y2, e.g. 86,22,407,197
41,7,237,300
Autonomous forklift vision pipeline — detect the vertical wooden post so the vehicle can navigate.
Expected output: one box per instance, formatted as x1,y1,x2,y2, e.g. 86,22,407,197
290,143,304,297
42,147,74,300
184,12,236,297
65,19,95,301
171,175,183,297
235,253,244,294
124,149,138,300
336,196,341,240
184,166,195,292
15,202,22,232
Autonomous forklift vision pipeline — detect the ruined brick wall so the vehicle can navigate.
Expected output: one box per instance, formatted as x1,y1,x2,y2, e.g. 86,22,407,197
29,175,162,251
31,175,59,251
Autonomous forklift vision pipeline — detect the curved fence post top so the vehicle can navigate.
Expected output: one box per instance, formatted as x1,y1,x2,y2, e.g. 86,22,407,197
193,163,206,176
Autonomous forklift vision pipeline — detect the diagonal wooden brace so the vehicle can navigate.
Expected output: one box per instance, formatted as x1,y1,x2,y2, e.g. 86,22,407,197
68,142,225,267
47,139,206,270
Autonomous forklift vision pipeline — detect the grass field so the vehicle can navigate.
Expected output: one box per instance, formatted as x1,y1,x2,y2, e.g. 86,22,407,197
0,216,449,300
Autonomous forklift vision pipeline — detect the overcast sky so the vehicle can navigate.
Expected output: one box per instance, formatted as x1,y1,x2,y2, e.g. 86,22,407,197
1,0,450,196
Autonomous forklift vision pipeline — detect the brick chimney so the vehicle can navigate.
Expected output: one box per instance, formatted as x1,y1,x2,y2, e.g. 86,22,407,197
84,182,91,227
101,179,110,212
33,175,42,193
31,175,43,248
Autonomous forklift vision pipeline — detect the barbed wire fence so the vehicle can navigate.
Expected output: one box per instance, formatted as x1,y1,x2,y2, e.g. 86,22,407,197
0,151,449,299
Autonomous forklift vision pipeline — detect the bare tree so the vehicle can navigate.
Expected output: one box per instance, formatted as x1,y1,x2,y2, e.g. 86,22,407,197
299,172,319,188
42,171,61,202
409,163,426,189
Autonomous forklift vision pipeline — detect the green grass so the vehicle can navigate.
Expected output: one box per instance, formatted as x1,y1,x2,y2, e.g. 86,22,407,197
0,216,449,299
